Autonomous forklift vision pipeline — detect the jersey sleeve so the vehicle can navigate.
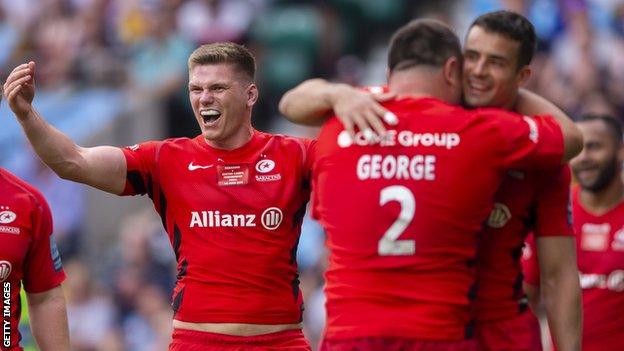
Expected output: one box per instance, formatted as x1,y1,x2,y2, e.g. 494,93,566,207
120,141,161,196
486,109,564,170
533,165,574,237
22,194,66,293
522,234,540,286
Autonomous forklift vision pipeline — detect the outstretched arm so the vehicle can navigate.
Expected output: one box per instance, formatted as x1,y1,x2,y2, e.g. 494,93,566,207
4,62,126,194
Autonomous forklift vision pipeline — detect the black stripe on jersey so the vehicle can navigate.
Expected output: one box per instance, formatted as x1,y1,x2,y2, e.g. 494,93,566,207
177,259,188,280
172,287,185,314
173,223,181,262
127,171,146,194
291,202,307,231
146,175,154,199
464,321,474,339
159,189,168,230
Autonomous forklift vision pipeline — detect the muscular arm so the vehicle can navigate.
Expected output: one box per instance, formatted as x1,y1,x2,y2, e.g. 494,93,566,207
536,236,582,351
279,78,395,136
4,62,126,194
27,286,70,351
515,89,583,162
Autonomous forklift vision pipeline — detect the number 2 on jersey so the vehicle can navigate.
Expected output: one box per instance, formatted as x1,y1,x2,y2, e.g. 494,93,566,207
378,185,416,256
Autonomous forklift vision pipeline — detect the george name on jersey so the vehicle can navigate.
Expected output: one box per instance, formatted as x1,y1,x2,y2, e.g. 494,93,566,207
190,211,255,228
357,154,436,181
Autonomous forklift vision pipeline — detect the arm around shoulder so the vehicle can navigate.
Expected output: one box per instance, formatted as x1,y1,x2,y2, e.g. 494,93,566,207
515,89,583,163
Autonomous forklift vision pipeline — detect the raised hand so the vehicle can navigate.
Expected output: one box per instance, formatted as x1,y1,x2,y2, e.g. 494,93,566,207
331,86,397,137
4,62,36,121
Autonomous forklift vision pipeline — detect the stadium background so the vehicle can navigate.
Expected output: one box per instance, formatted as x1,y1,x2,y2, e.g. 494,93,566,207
0,0,622,350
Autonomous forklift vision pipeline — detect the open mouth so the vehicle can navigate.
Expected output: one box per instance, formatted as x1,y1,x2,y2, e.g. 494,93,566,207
200,109,222,123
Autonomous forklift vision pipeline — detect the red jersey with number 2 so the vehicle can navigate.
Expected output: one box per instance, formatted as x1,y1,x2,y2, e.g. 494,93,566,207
311,97,564,341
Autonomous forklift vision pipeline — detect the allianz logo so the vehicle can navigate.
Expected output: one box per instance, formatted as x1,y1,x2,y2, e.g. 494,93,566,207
189,207,283,230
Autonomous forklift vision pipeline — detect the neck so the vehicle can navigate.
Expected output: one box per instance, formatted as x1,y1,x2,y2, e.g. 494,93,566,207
579,177,624,214
205,123,254,150
388,67,456,103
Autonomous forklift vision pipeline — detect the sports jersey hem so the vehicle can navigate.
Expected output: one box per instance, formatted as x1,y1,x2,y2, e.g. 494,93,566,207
323,326,469,341
23,276,66,294
174,312,303,325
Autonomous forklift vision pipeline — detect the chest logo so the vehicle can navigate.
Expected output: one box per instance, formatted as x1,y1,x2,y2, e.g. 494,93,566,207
0,211,16,224
255,159,275,173
612,227,624,251
581,223,610,252
487,203,512,228
261,207,283,230
188,162,213,171
0,261,11,282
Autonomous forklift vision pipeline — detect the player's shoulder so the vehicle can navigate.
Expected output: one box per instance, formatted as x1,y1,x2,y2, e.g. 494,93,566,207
0,168,50,215
257,130,313,152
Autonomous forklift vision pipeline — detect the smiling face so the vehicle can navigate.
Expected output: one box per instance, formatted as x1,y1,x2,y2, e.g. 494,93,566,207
571,119,623,192
188,63,258,149
462,25,530,109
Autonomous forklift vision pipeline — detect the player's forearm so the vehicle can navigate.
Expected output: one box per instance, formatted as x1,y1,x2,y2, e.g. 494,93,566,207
279,78,346,125
515,89,583,162
27,286,70,351
541,271,582,351
18,108,89,181
538,237,582,351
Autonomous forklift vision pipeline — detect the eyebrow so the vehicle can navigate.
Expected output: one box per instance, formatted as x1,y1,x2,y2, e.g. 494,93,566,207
464,48,509,62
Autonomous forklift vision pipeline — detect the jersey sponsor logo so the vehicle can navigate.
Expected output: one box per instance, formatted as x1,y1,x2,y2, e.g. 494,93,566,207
581,223,610,251
50,237,63,272
356,154,436,181
127,144,140,151
189,207,283,230
261,207,283,230
337,130,460,149
188,162,213,171
487,203,512,228
580,270,624,292
0,262,11,283
0,210,16,224
190,211,256,228
522,116,539,143
612,227,624,251
255,159,275,173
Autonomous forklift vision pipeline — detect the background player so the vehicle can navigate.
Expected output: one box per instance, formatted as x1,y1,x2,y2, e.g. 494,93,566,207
3,43,312,350
524,115,624,351
0,167,69,351
279,11,582,351
294,19,580,351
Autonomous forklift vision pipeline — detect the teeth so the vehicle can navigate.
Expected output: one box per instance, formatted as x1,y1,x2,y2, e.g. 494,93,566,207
200,110,220,116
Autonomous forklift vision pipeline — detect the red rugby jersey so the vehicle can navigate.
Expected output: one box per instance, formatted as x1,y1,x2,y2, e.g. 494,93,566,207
475,166,573,322
121,130,313,324
0,168,65,350
311,97,564,340
571,185,624,351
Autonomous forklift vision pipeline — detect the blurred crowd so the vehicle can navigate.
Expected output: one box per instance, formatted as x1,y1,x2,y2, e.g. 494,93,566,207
2,0,623,350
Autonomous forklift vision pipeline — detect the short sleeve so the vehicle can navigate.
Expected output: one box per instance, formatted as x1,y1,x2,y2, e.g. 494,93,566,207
484,109,564,170
22,195,66,293
120,141,161,196
533,165,574,237
522,234,540,286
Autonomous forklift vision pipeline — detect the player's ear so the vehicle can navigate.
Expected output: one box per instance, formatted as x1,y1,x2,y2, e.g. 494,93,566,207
247,83,258,107
443,56,461,89
516,65,532,87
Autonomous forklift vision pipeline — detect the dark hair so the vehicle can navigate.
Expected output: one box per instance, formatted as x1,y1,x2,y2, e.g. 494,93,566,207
470,10,536,69
579,114,623,144
388,19,462,72
188,42,256,82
